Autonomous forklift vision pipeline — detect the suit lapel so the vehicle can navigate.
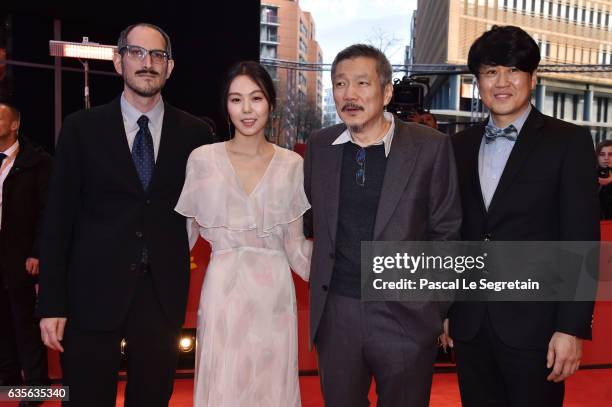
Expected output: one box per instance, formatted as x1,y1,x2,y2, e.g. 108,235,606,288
105,97,144,194
373,121,421,239
147,102,177,195
323,136,344,245
487,108,544,214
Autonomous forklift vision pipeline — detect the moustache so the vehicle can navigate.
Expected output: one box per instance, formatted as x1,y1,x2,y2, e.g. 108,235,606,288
341,103,364,112
135,69,159,76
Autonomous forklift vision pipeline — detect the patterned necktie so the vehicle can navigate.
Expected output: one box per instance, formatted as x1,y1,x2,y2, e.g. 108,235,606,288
0,153,6,168
484,124,518,144
132,115,155,191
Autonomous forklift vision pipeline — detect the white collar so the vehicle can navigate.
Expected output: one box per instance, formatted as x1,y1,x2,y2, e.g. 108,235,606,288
332,112,395,157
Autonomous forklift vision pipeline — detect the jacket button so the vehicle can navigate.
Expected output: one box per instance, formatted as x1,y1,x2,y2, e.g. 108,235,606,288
135,231,143,238
483,234,492,241
130,263,137,271
322,285,328,292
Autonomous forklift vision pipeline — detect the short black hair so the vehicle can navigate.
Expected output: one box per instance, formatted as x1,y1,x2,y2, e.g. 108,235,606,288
221,60,277,119
468,25,540,78
331,44,392,89
117,23,172,58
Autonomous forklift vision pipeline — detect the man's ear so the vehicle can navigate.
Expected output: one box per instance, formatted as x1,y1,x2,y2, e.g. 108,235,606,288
113,53,123,76
10,120,19,133
530,70,538,90
165,59,175,79
383,82,393,106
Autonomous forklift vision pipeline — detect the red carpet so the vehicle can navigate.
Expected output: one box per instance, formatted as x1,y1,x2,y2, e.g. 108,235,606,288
5,368,610,406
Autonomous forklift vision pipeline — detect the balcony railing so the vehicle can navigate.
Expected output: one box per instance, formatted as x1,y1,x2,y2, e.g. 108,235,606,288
261,14,279,24
261,34,279,43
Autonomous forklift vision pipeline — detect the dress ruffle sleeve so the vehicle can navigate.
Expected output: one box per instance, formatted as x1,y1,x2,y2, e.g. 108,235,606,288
175,144,312,239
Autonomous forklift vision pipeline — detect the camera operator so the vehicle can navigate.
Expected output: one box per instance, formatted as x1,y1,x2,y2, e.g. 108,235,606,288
597,140,612,219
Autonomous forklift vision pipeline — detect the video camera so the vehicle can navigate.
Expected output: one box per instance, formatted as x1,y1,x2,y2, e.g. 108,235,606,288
386,76,429,120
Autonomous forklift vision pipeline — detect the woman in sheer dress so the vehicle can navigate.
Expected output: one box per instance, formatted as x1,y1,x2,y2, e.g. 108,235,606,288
175,61,312,407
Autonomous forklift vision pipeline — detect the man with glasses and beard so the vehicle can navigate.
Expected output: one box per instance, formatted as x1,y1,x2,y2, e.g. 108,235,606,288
304,44,461,406
38,23,214,406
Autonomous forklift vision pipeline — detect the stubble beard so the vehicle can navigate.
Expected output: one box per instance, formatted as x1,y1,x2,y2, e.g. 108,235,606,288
124,74,165,98
122,61,166,98
348,124,365,133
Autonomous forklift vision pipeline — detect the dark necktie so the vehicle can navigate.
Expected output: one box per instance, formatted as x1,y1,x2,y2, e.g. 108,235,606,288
0,153,6,168
132,115,155,191
132,116,154,265
484,124,518,144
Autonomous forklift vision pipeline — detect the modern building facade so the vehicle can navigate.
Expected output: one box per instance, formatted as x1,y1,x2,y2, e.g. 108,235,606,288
260,0,323,147
322,86,341,128
412,0,612,141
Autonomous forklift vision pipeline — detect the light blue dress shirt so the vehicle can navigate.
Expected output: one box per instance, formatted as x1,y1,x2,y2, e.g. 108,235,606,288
478,104,532,210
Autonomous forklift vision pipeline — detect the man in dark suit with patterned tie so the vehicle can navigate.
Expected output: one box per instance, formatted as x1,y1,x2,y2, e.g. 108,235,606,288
442,26,600,407
38,23,214,406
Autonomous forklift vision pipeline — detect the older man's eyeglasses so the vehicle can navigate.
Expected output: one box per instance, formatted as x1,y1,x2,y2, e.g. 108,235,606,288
356,147,366,187
120,45,170,64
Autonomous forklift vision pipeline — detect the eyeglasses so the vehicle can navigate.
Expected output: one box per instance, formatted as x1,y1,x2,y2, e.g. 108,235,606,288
356,147,366,187
120,45,170,64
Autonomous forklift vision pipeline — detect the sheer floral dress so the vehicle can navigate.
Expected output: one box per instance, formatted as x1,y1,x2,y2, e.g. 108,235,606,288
175,142,312,407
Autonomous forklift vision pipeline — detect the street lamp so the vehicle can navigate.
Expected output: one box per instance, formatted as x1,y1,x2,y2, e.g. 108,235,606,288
49,37,116,109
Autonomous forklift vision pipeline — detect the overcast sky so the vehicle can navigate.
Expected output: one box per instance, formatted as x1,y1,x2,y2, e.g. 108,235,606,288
299,0,417,88
299,0,417,64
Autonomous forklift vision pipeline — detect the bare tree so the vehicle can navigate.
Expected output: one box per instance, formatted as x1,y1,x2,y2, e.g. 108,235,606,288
365,27,401,59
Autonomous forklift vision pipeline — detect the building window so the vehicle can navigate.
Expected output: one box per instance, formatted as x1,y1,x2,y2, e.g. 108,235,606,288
597,97,610,123
261,6,279,24
560,93,565,119
553,93,565,119
260,44,277,59
260,26,278,43
573,6,578,22
299,20,308,37
299,37,308,54
597,98,603,122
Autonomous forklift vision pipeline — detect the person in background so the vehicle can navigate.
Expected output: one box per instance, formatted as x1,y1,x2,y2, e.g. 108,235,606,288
0,102,51,407
597,140,612,219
